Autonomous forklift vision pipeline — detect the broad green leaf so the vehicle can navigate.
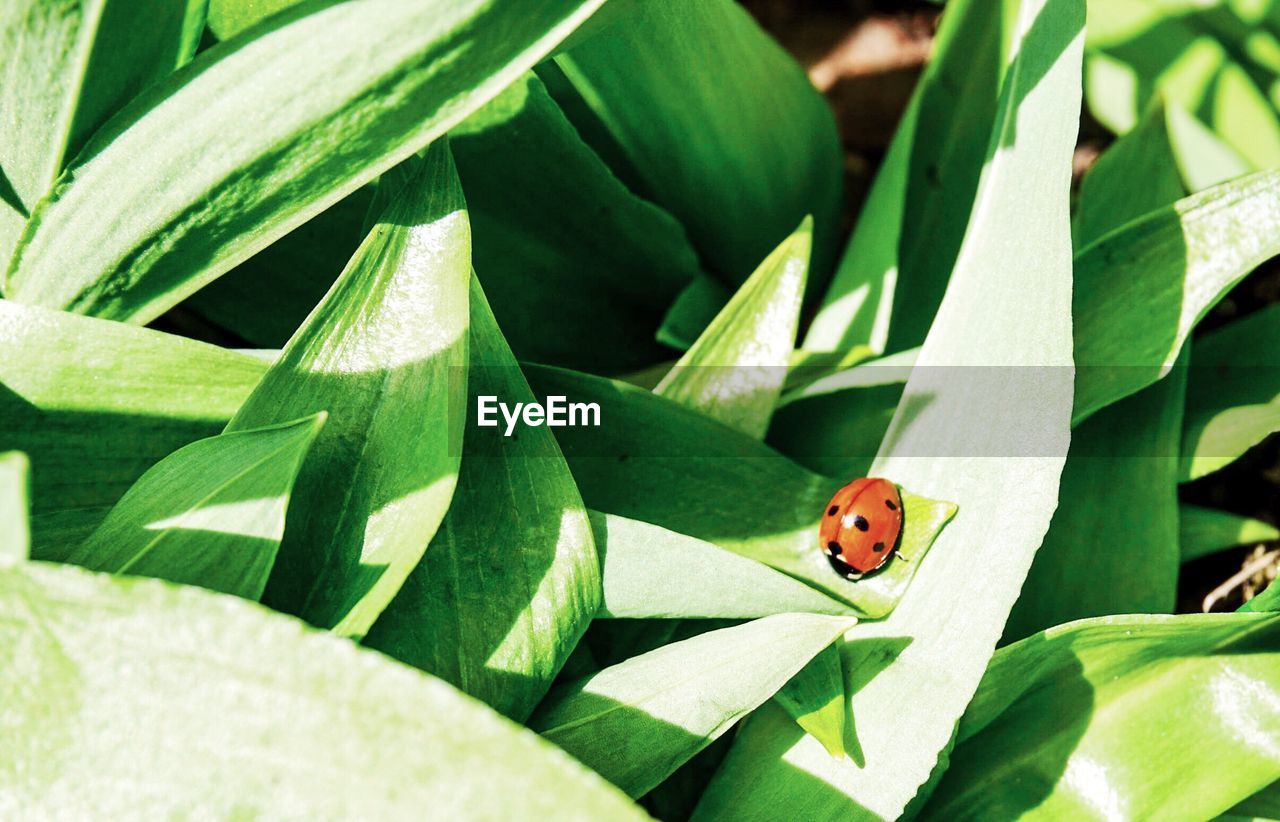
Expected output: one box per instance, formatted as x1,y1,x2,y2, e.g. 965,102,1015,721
526,365,954,617
657,275,732,352
0,561,645,819
531,613,855,798
1008,356,1187,642
546,0,841,290
1072,98,1187,247
64,415,323,599
0,0,199,267
1225,779,1280,819
1086,0,1280,168
0,299,262,520
185,186,375,347
29,506,110,563
805,0,1016,355
207,0,295,39
0,452,28,563
226,145,468,637
1183,303,1280,482
5,0,608,323
452,72,702,373
363,278,598,721
774,645,847,759
698,0,1083,817
1181,504,1280,562
655,219,811,439
1165,102,1252,191
591,511,851,619
921,613,1280,820
1074,170,1280,423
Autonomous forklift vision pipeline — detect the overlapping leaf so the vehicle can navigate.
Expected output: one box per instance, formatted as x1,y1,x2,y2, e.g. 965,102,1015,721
5,0,608,323
64,415,322,599
225,145,468,638
0,452,28,563
1181,504,1280,562
364,278,598,721
0,561,645,819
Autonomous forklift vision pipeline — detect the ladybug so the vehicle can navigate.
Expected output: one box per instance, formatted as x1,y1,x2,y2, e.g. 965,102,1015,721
819,477,904,580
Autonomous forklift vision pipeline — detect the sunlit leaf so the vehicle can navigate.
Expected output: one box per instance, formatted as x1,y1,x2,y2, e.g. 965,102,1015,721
1181,504,1280,562
0,452,29,564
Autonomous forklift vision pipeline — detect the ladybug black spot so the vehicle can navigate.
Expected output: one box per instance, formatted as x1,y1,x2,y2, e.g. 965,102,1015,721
885,499,897,511
873,541,886,553
827,505,839,517
853,516,870,532
826,541,843,557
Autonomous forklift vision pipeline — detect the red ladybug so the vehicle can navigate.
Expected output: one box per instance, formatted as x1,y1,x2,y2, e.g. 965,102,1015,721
819,477,903,580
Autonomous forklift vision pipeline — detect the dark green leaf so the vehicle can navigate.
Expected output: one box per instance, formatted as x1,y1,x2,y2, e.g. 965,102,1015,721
1181,504,1280,562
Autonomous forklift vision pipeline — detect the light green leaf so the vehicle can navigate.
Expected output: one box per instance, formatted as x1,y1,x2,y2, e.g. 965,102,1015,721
1074,169,1280,423
226,145,468,638
0,561,645,819
921,613,1280,820
774,645,848,759
452,71,702,373
0,452,29,563
0,0,199,267
1008,355,1187,642
697,0,1082,816
591,511,851,619
64,415,323,599
206,0,295,39
1181,504,1280,562
527,365,953,617
1182,303,1280,482
654,219,811,439
363,277,598,721
546,0,841,289
804,0,1016,355
531,613,855,798
1165,102,1252,192
1072,97,1187,247
5,0,608,323
0,299,262,522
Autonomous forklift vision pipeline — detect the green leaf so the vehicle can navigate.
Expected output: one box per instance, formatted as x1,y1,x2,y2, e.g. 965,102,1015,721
657,275,732,352
591,511,852,619
206,0,296,39
804,0,1016,355
1008,356,1187,642
654,219,811,439
1164,102,1251,192
363,277,598,721
0,561,645,819
531,613,855,798
64,415,323,599
921,613,1280,820
697,0,1083,816
1181,504,1280,562
452,71,703,373
774,645,848,759
545,0,841,290
527,365,953,618
1072,97,1187,248
5,0,608,323
1224,779,1280,820
0,299,263,521
0,0,199,267
0,452,29,563
1182,303,1280,482
226,145,468,638
28,507,110,563
1074,170,1280,423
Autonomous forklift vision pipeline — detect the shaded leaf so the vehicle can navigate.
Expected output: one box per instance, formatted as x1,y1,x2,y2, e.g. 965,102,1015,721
0,561,645,819
0,452,29,563
1181,504,1280,562
531,613,855,798
655,219,811,439
591,511,852,619
5,0,608,323
65,415,323,599
921,613,1280,820
774,644,847,759
657,274,732,352
698,0,1083,816
364,277,599,721
226,145,468,637
546,0,841,290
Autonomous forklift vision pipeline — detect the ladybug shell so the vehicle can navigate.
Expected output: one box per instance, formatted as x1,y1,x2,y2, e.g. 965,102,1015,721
819,478,903,575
